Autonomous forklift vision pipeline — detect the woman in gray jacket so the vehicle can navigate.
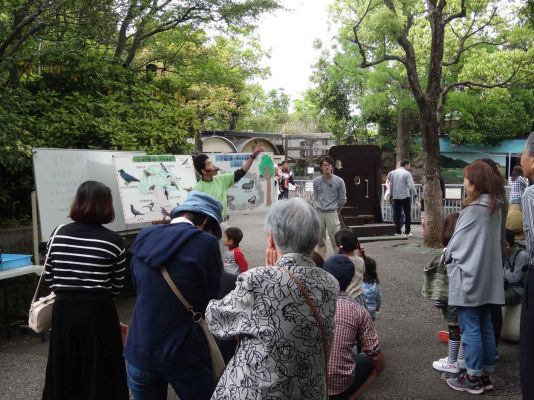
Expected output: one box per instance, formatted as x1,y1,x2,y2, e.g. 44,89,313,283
445,160,505,395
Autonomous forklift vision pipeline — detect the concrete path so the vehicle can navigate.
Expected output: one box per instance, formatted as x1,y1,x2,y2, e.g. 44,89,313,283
0,211,522,399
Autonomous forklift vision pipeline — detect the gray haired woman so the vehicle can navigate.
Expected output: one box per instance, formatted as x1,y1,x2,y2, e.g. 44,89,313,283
206,197,340,399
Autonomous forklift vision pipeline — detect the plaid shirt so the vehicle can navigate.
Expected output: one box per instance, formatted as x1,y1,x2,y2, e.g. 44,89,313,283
509,176,528,202
327,293,381,396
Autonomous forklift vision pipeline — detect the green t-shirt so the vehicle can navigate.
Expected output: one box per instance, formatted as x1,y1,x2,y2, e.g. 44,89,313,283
193,172,235,217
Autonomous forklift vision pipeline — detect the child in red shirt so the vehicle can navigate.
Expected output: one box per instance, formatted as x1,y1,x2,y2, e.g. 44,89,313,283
223,227,248,275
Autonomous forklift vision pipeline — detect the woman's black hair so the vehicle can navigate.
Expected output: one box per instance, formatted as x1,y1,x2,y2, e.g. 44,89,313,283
363,256,379,284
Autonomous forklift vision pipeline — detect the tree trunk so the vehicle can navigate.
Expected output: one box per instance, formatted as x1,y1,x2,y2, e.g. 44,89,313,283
420,104,443,248
396,109,410,164
265,170,272,206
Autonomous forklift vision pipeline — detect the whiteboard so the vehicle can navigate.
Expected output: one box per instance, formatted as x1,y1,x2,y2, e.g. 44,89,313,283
33,148,147,241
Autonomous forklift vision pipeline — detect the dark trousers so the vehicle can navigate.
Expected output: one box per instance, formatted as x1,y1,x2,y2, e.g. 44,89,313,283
393,197,412,234
490,305,502,348
329,354,374,399
278,188,289,200
520,268,534,399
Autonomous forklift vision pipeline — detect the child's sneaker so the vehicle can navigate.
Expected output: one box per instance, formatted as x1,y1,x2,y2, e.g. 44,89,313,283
446,374,484,394
432,358,460,373
438,330,449,344
481,375,494,390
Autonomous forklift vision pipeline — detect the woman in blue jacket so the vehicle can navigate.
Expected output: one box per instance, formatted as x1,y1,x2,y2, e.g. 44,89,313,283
124,192,223,400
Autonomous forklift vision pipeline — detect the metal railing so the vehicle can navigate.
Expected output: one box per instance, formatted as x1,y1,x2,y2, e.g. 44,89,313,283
288,181,511,223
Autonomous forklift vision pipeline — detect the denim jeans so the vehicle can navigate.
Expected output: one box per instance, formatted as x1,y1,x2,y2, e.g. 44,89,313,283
457,305,496,377
127,362,214,400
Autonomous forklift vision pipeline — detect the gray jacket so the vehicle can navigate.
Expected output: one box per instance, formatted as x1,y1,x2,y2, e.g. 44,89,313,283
445,194,505,307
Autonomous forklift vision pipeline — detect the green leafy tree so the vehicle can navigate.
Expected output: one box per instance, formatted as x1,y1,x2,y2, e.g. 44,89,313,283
333,0,534,246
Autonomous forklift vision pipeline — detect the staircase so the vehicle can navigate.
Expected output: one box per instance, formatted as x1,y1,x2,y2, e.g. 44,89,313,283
339,207,397,238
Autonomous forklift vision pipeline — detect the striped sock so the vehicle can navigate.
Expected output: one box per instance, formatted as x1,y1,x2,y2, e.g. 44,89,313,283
448,325,461,364
458,336,465,361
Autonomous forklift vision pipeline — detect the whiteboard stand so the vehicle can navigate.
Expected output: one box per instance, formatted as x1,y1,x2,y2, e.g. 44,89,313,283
31,191,40,265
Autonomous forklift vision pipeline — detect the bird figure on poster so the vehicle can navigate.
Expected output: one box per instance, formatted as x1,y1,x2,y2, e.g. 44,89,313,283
242,180,254,190
143,169,155,178
161,207,170,219
248,195,256,204
183,187,192,192
160,163,170,174
181,158,189,165
164,186,169,200
130,204,144,216
142,201,155,211
119,169,140,184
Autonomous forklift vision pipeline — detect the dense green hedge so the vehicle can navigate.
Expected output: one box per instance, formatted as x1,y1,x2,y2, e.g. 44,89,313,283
0,69,197,223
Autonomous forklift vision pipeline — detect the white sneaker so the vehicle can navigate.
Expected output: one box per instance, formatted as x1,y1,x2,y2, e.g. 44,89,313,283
458,358,466,370
433,358,460,373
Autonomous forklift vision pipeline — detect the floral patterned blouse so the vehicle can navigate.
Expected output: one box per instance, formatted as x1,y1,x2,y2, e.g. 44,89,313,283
206,253,340,400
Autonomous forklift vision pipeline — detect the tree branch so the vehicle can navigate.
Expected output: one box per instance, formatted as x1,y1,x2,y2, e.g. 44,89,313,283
443,7,498,66
441,65,522,99
444,0,466,25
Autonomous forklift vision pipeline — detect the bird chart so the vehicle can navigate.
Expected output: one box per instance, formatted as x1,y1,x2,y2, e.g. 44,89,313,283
214,152,277,214
113,154,196,225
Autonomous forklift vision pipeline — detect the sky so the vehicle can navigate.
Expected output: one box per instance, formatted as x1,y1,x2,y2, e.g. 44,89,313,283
256,0,334,101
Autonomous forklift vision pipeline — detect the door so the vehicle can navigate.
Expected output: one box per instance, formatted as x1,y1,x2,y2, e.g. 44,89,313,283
329,145,383,222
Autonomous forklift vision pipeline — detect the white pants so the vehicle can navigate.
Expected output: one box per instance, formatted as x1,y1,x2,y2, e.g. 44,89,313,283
316,210,340,259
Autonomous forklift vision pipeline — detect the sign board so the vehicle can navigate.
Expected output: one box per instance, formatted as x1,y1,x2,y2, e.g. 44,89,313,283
445,187,463,200
113,154,197,226
305,182,314,192
33,148,145,241
213,153,277,214
307,167,315,174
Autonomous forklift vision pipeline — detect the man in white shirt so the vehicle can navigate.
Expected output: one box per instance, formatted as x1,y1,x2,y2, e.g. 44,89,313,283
386,160,417,236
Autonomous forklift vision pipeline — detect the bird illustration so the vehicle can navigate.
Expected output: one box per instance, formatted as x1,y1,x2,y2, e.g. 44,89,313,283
161,207,170,219
242,180,254,190
160,163,170,174
148,184,155,191
248,195,256,204
184,187,193,192
130,204,144,216
142,201,155,211
143,169,155,177
167,174,179,189
119,169,140,184
181,158,189,165
164,186,169,200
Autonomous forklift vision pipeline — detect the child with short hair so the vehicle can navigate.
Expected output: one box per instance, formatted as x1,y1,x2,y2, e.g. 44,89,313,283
223,227,248,275
334,229,366,307
362,256,381,320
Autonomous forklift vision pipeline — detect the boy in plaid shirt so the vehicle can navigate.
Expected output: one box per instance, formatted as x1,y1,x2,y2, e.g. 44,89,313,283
324,255,385,399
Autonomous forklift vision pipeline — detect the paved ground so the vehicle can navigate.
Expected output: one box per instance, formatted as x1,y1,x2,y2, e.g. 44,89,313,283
0,212,522,399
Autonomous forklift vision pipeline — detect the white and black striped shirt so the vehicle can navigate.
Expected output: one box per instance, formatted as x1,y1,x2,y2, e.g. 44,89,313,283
44,222,126,297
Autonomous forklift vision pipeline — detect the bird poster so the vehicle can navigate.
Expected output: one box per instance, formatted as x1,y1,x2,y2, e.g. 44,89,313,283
113,154,196,225
214,152,277,214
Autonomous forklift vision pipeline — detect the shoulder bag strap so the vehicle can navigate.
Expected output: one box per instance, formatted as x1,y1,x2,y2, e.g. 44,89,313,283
32,224,65,302
281,267,329,378
161,266,201,320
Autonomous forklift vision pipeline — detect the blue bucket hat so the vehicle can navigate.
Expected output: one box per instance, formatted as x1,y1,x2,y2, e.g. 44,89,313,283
323,254,355,291
170,191,223,239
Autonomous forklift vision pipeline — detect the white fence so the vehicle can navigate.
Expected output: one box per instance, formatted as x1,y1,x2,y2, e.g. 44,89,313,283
289,181,510,223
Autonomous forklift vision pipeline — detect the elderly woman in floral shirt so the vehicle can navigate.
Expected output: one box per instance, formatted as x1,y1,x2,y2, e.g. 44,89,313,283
206,197,340,400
